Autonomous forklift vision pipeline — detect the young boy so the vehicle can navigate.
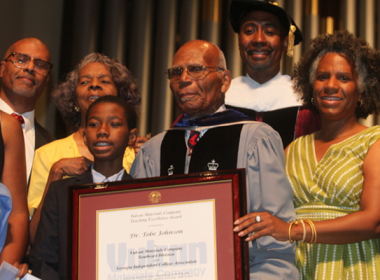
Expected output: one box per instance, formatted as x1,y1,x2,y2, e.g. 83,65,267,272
29,96,137,280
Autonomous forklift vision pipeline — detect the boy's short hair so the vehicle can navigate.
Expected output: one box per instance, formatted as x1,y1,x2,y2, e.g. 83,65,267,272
85,95,137,130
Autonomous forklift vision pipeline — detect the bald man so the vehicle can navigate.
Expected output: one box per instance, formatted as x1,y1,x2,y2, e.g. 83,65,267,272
131,40,298,279
0,38,55,182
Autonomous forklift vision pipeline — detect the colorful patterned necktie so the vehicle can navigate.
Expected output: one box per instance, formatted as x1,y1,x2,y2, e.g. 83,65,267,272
11,113,24,125
188,130,200,155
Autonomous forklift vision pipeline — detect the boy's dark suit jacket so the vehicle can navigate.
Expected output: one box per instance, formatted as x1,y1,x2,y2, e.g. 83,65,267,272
29,168,132,280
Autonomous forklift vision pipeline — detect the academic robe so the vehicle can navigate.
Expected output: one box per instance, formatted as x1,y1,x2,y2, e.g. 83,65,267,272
131,120,298,280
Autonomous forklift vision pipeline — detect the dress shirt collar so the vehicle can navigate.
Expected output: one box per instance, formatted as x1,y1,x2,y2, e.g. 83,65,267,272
22,111,35,132
0,98,35,131
183,105,226,118
216,105,226,113
246,71,282,86
175,105,254,129
91,165,125,183
184,105,227,141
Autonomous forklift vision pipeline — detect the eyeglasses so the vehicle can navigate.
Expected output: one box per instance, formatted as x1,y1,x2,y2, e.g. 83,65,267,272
4,52,53,76
165,64,224,80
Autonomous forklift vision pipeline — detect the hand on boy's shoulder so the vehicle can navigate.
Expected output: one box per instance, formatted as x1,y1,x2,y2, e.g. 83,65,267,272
134,133,151,155
50,156,93,181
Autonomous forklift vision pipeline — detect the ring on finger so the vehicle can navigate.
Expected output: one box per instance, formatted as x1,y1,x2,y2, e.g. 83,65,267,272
255,215,262,223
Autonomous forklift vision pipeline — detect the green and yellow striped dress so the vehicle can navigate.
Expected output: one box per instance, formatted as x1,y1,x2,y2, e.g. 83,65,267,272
285,126,380,280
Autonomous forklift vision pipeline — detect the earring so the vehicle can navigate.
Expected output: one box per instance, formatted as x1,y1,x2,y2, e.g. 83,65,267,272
74,106,80,112
311,98,314,104
357,100,363,108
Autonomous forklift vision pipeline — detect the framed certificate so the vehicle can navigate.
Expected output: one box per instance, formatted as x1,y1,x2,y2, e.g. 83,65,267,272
68,169,249,280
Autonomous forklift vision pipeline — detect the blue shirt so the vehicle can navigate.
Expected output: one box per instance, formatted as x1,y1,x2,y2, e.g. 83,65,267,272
90,165,125,183
0,183,12,253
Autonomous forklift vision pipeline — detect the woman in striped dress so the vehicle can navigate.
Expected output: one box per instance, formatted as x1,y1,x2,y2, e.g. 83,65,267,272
234,30,380,279
285,30,380,279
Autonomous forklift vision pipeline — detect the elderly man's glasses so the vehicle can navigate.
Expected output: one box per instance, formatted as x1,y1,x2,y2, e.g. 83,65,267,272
4,52,53,76
165,64,224,80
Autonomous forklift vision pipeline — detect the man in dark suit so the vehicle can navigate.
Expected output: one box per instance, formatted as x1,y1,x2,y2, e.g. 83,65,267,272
0,37,55,182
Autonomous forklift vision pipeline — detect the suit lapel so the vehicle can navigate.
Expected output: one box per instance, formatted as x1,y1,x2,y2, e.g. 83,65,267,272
74,168,94,185
121,171,133,181
35,120,55,150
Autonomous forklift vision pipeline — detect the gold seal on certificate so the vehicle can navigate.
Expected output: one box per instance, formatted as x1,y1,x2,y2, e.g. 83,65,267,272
149,191,162,203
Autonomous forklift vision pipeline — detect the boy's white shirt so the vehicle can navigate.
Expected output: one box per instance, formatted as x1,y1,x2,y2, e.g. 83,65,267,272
90,165,125,183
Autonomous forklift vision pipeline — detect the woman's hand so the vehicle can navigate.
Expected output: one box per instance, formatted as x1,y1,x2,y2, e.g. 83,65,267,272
134,134,151,155
29,156,92,244
233,212,290,242
49,156,92,181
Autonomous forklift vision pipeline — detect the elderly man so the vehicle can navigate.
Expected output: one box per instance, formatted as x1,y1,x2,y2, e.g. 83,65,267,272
131,40,298,279
226,0,320,148
0,37,55,181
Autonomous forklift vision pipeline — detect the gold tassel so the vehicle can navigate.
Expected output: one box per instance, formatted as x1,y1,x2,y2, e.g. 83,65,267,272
287,25,296,57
